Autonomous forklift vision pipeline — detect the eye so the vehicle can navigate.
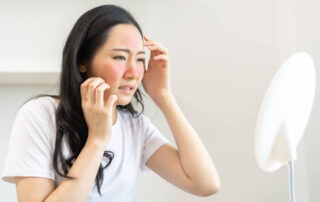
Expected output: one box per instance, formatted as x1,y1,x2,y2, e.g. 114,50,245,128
138,58,145,62
113,56,126,60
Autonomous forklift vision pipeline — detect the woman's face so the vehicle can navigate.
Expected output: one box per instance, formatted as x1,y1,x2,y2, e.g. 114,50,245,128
82,23,145,106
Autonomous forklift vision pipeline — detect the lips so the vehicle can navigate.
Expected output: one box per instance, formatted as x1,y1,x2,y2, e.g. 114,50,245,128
119,85,135,90
119,85,135,95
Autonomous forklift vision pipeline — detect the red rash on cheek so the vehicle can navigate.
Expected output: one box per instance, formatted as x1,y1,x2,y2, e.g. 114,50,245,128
95,63,124,85
109,64,125,79
137,66,144,77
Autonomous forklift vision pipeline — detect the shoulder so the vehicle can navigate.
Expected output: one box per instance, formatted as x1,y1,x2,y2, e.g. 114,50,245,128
16,96,58,130
21,96,57,117
8,96,57,154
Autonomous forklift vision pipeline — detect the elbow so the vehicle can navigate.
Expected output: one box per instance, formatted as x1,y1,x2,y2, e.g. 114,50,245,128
196,179,221,197
199,186,220,197
199,184,220,197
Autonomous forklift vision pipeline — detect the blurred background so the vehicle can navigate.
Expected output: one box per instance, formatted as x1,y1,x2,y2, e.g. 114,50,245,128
0,0,319,201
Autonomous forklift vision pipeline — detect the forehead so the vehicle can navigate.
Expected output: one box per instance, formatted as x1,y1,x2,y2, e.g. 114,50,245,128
105,24,143,50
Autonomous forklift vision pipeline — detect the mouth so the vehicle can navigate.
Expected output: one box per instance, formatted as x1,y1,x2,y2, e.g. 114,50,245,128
118,85,135,95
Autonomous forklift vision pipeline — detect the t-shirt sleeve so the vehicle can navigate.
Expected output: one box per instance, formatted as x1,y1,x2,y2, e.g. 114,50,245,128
140,115,171,175
1,102,55,184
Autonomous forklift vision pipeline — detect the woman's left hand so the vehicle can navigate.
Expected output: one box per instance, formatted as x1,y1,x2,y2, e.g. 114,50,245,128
142,35,171,105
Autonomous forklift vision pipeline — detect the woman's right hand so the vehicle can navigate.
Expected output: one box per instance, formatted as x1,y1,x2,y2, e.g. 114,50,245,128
80,77,118,144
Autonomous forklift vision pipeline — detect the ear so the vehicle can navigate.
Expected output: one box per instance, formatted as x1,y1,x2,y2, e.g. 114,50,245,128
79,64,86,73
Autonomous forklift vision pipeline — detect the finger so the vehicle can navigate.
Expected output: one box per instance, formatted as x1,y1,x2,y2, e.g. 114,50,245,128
153,55,169,63
96,83,110,107
82,77,96,86
143,37,168,54
144,35,151,41
143,39,162,47
144,40,157,46
145,44,168,55
88,78,105,104
105,94,118,111
143,40,153,45
80,77,96,103
143,36,157,45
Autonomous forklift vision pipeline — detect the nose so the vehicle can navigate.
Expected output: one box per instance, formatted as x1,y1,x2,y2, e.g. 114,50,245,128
124,59,139,79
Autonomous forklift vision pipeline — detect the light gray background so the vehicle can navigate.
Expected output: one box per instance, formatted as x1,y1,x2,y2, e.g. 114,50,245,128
0,0,319,201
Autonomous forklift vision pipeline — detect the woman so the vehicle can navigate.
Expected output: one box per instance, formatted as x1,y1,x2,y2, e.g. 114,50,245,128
1,4,220,202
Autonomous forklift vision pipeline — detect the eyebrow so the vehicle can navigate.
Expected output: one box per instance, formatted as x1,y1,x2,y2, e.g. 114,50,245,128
112,48,145,55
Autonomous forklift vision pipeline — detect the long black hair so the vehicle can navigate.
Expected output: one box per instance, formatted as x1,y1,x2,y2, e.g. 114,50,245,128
24,4,146,196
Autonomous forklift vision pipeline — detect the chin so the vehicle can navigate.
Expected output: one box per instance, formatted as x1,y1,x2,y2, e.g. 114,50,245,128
116,96,133,106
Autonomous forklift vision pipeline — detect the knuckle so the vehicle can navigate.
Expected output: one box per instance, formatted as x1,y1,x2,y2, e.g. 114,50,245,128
96,77,104,83
89,82,97,88
81,78,93,86
97,84,108,90
96,86,105,92
80,82,87,88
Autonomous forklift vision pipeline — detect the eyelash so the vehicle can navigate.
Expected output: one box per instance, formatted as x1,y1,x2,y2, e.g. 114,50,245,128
114,56,145,62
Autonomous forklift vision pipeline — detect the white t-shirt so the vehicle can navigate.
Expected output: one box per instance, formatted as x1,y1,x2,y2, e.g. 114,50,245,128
1,96,171,202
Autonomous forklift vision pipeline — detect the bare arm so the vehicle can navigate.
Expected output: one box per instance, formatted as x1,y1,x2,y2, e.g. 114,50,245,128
16,137,109,202
155,92,221,195
142,36,220,196
44,137,108,202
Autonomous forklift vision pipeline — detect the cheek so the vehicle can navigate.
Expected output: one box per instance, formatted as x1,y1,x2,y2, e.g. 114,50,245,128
109,65,124,78
97,64,125,83
138,66,144,78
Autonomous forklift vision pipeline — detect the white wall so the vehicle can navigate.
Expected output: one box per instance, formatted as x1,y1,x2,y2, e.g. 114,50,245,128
0,0,318,201
291,0,320,201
